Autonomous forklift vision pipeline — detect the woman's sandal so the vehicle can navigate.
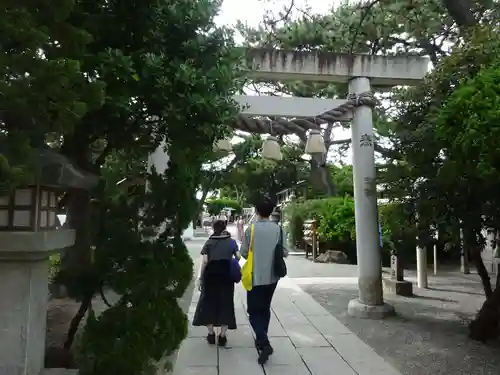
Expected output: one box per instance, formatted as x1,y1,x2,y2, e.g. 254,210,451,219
206,333,216,345
218,335,227,347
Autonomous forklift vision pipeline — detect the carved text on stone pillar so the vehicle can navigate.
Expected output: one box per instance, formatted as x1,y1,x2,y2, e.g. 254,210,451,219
359,133,373,148
363,176,376,197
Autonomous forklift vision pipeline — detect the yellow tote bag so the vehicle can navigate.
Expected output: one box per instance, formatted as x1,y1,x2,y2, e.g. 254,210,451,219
241,224,255,291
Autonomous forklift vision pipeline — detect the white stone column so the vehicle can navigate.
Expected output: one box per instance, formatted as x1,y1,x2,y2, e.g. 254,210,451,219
416,245,428,288
347,77,394,318
433,243,438,276
0,230,75,375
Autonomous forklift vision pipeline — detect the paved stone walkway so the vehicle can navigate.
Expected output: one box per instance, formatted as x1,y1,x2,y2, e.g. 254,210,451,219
173,277,402,375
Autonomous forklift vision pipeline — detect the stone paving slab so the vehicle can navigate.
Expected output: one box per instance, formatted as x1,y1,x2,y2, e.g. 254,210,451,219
172,277,403,375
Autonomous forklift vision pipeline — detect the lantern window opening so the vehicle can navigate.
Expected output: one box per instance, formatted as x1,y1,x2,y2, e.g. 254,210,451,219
0,186,59,232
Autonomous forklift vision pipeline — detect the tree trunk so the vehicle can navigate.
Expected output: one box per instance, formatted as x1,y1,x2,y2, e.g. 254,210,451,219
463,224,493,297
63,293,92,349
55,188,96,352
309,160,336,197
60,189,93,290
496,262,500,291
469,286,500,342
467,223,500,342
195,184,212,221
471,244,493,298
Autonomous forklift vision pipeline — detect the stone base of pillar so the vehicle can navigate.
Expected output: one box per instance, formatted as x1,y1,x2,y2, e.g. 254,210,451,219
347,298,395,319
382,278,413,297
0,230,75,375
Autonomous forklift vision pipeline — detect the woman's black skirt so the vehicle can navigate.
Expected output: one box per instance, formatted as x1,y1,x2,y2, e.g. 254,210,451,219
192,264,237,329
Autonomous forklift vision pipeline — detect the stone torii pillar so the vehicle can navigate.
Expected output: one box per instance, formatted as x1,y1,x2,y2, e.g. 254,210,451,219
347,76,395,317
348,77,393,316
237,49,429,318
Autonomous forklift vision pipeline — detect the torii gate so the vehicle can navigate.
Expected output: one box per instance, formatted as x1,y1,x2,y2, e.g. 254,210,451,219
150,48,429,318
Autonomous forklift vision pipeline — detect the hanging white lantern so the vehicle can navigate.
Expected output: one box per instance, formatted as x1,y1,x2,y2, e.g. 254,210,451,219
213,137,232,152
262,136,282,161
304,129,326,155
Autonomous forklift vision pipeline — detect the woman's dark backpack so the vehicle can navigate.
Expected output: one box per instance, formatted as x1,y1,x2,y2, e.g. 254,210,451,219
274,226,287,277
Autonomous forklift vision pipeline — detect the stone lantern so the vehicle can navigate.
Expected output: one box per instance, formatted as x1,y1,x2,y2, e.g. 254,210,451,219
0,147,97,375
0,186,59,232
303,219,319,261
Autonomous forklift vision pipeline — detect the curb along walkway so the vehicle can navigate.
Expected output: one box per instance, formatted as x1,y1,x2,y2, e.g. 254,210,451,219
173,277,401,375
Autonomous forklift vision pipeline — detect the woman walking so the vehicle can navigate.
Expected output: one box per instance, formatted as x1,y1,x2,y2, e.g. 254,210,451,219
193,220,241,346
236,215,245,243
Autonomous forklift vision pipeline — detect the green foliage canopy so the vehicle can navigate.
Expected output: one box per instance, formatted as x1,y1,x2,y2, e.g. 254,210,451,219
222,140,309,205
206,198,242,215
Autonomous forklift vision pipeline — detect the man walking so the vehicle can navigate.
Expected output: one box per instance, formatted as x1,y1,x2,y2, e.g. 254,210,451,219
240,197,288,364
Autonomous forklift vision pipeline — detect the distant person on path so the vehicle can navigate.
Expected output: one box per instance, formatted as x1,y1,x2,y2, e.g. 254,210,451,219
240,198,288,364
193,220,241,347
236,215,245,242
218,212,228,226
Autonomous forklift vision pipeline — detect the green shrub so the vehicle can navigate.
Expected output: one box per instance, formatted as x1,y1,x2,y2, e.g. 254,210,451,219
286,197,419,265
316,197,355,243
285,198,326,246
285,197,357,261
206,198,242,215
378,202,417,264
49,254,61,283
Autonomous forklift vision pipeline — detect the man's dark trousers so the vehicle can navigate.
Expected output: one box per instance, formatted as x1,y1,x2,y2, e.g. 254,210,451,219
247,282,278,346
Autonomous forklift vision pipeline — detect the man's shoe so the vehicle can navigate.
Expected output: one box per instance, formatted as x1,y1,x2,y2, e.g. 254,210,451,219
218,335,227,347
255,339,274,354
257,344,273,365
206,333,216,345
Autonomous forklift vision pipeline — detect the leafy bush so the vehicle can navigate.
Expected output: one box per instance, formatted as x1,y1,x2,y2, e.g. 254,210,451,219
286,198,420,265
378,202,417,264
316,197,356,244
285,198,327,246
285,197,356,261
49,254,61,283
206,198,242,215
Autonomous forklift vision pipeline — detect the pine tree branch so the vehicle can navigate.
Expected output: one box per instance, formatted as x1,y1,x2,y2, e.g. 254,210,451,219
441,0,478,27
94,142,113,170
349,0,381,55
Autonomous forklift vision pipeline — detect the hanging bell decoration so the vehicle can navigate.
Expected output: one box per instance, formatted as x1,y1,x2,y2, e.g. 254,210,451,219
213,137,233,152
261,136,282,161
304,129,327,155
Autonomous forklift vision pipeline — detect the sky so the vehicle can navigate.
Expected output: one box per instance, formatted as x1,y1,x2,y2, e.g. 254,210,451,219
214,0,353,165
215,0,338,30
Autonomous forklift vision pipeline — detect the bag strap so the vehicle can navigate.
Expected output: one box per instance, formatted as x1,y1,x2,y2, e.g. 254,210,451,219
249,224,255,253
